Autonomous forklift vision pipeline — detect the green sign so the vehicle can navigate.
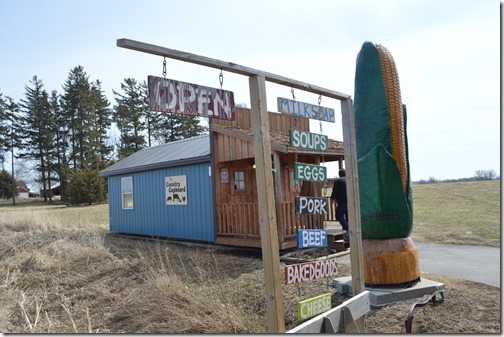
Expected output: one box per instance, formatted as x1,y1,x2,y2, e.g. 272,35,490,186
294,162,327,183
297,293,332,321
289,129,328,151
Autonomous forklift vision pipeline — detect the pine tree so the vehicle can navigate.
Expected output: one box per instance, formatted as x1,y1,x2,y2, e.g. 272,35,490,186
60,66,96,169
113,78,146,158
0,92,8,167
91,80,113,169
17,76,56,202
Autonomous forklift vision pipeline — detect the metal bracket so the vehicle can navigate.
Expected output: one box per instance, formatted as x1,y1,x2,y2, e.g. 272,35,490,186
404,291,444,333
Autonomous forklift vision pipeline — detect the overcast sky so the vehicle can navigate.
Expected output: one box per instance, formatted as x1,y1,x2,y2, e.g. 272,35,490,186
0,0,500,181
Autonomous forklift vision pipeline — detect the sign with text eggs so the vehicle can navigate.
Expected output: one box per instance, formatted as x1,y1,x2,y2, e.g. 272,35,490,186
289,129,328,151
294,162,327,183
297,229,328,248
148,75,235,120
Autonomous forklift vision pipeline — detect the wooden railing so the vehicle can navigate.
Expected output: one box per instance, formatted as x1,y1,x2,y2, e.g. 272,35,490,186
216,203,260,236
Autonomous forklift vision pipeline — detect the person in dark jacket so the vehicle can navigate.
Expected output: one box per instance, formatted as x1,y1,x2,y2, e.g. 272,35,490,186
330,168,348,232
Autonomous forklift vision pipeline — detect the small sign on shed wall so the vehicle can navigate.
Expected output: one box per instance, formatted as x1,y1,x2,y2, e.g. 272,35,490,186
166,175,187,205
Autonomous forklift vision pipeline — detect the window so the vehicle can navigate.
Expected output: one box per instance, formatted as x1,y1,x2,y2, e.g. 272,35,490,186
234,171,245,190
121,177,133,209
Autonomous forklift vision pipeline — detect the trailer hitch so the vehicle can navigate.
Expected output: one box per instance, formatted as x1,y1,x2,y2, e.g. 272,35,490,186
404,291,444,333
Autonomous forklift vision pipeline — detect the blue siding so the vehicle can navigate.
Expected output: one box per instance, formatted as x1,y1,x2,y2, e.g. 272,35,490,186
108,162,214,242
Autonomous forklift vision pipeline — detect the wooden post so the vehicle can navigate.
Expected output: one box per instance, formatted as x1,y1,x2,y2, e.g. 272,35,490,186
249,74,285,333
340,98,365,332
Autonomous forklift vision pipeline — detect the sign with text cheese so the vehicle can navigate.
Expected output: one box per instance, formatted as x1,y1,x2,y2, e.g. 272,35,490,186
297,293,332,321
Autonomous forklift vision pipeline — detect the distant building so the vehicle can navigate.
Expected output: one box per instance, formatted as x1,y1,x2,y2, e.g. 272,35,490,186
17,186,30,199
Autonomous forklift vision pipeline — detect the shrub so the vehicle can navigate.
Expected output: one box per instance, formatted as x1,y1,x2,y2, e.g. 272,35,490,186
65,168,106,205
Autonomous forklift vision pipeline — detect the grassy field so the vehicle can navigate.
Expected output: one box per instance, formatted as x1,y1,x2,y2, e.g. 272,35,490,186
411,179,500,246
0,180,500,333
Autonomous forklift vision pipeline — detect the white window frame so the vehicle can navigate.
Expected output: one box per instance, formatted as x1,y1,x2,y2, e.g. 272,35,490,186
121,177,134,209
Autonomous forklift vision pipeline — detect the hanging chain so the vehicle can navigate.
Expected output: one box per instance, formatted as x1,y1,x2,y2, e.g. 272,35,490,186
162,57,167,78
219,69,224,90
318,94,329,232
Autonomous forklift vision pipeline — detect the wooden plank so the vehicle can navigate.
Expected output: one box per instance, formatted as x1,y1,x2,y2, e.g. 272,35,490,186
340,98,365,332
117,38,351,101
249,74,285,333
273,152,285,243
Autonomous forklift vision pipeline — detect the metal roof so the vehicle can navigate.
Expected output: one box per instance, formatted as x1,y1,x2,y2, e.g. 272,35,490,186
99,134,211,177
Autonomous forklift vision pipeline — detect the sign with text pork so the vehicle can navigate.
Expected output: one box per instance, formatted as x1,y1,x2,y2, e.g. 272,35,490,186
285,259,338,285
166,175,187,205
295,196,328,215
148,75,235,120
289,129,328,151
297,293,332,321
294,162,327,183
297,229,328,248
277,97,335,122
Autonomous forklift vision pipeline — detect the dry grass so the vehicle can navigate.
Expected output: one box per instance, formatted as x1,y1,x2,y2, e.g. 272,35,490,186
412,180,500,247
0,180,500,333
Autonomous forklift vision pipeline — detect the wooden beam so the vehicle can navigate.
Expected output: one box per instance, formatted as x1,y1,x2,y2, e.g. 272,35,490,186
340,98,365,332
249,74,285,333
117,38,351,101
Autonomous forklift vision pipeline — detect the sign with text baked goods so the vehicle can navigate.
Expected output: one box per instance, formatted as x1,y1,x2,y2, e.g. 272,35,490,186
148,75,235,120
285,259,338,285
166,175,187,205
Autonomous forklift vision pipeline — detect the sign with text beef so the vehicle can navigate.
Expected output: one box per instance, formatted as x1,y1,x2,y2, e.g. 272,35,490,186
285,259,338,285
297,293,332,321
277,97,335,122
289,129,328,151
295,196,328,215
166,175,187,205
294,162,327,183
297,229,327,248
148,75,235,120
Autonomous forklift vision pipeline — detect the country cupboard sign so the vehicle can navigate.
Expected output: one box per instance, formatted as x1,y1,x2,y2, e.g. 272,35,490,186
166,175,187,205
148,75,235,120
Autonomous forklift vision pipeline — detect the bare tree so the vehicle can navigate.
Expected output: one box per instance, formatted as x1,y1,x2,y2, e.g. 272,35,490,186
474,169,496,180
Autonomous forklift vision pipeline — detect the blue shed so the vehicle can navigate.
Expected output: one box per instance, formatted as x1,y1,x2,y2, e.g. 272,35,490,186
99,135,215,243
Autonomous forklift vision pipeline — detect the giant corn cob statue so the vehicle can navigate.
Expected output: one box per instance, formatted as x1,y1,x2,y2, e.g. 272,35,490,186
354,41,420,285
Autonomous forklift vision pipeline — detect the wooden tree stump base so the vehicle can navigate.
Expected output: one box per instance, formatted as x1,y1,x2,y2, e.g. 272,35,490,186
363,237,420,286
